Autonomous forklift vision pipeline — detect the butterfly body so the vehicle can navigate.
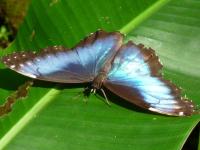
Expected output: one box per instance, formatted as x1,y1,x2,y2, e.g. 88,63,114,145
2,30,196,116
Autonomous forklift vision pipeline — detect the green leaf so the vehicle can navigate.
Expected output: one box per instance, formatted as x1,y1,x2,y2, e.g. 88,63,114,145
0,0,199,149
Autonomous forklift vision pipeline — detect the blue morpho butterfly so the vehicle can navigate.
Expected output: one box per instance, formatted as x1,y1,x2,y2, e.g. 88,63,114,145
2,30,195,116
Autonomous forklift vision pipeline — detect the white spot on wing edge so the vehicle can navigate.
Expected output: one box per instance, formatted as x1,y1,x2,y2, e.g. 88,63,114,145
20,64,24,67
9,65,37,79
178,112,184,116
35,58,41,62
15,68,37,79
149,107,158,112
21,72,37,78
27,61,33,66
149,107,186,116
148,107,167,115
10,65,15,69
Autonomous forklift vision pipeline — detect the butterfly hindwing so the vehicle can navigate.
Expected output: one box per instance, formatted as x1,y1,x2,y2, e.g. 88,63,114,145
104,42,194,116
2,30,123,83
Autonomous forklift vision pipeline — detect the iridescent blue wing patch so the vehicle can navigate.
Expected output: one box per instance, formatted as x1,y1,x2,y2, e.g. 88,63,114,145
2,30,123,83
104,42,195,116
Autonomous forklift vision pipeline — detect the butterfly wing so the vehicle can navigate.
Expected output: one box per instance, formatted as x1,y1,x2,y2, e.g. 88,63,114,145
104,42,195,116
2,30,123,83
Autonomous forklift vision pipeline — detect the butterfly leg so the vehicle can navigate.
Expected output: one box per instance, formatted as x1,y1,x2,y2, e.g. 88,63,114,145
83,96,89,103
74,92,89,104
100,88,111,106
82,87,92,103
73,87,90,103
72,91,82,100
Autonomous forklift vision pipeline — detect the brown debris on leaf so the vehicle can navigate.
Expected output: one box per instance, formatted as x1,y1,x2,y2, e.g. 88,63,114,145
0,0,31,49
0,81,33,117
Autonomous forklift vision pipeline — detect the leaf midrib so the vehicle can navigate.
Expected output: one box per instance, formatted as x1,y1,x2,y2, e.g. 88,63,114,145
0,0,171,149
120,0,171,34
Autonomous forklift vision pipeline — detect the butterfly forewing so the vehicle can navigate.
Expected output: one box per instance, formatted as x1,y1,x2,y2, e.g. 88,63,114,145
73,30,123,76
104,42,195,116
2,30,123,83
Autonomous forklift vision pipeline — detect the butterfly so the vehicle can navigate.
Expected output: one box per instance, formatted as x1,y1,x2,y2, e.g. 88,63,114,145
2,30,195,116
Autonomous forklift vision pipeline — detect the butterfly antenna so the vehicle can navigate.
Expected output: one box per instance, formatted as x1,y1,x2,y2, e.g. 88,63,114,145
100,88,111,106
